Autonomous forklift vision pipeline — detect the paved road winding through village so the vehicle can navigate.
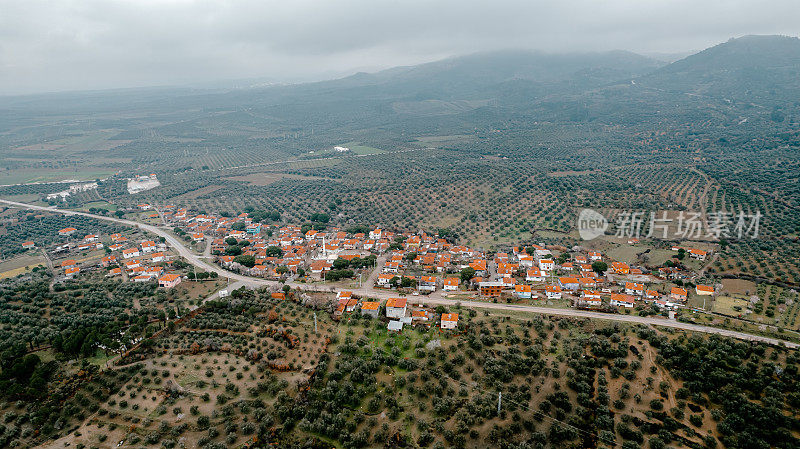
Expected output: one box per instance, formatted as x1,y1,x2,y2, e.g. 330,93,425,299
2,198,797,349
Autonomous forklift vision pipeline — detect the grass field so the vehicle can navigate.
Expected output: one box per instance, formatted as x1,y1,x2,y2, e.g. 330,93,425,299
712,295,750,317
721,278,757,296
607,244,643,264
72,200,118,212
0,253,47,279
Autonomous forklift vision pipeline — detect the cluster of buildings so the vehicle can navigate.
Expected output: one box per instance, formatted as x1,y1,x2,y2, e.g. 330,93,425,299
374,233,489,291
370,230,713,312
163,209,400,279
474,246,713,311
334,291,459,332
52,227,182,288
45,182,99,201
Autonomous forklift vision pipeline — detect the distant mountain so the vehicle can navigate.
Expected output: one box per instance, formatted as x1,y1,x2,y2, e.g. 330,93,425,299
319,49,663,99
3,36,799,133
261,50,663,119
637,35,800,104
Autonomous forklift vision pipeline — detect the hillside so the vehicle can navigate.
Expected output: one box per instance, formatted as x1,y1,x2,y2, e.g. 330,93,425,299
639,35,800,104
2,279,798,449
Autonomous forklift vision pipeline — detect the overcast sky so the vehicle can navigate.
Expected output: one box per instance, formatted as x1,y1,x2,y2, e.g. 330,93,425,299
1,0,799,95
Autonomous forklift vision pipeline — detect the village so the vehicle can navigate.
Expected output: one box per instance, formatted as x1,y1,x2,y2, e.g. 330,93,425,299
34,203,717,333
15,199,728,338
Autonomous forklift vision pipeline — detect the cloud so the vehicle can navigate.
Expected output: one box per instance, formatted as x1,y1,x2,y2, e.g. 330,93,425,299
1,0,799,94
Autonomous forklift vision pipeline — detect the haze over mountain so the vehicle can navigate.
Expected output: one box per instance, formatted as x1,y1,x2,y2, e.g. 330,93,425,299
2,35,799,137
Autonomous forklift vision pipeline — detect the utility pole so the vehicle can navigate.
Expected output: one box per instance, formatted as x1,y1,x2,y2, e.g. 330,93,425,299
497,391,502,414
313,312,317,333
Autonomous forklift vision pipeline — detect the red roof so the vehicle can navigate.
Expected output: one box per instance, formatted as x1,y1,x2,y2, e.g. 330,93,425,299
386,298,407,308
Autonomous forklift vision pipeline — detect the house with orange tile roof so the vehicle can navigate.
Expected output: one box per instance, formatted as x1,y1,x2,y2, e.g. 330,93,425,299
514,284,533,299
61,259,77,269
419,276,437,292
21,241,35,249
538,259,555,272
411,309,431,322
558,277,580,291
64,266,80,278
611,262,630,274
310,260,332,276
360,301,380,318
122,248,140,259
610,293,635,308
625,282,645,296
58,227,77,236
386,298,407,318
580,277,597,288
442,277,459,291
545,285,562,299
689,248,708,261
107,267,122,276
440,313,459,330
377,273,395,287
383,261,401,273
469,259,488,274
670,287,688,301
338,297,359,313
158,274,181,289
581,290,602,307
696,285,714,296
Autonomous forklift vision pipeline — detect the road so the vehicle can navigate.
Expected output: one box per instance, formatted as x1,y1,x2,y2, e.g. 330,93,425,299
2,198,797,349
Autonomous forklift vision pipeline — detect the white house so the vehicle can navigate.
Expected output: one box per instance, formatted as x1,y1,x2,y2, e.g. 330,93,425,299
122,248,140,259
419,276,437,292
538,259,555,272
442,278,459,291
158,274,182,289
526,267,545,282
440,313,459,330
514,284,533,299
545,285,562,299
610,294,635,308
625,282,645,296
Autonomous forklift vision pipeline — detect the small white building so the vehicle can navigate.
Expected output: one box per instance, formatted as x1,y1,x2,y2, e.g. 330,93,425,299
388,320,403,332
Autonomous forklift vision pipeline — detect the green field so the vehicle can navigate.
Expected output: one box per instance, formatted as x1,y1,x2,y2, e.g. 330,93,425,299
712,295,750,316
74,200,118,212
